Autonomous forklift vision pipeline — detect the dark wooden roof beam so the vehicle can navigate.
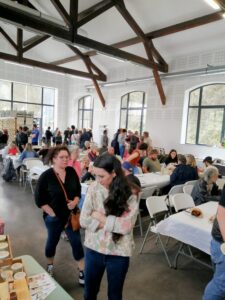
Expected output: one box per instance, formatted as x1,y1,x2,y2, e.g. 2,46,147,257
22,35,50,53
77,0,115,27
113,0,166,104
50,10,223,66
0,27,18,50
50,0,72,27
214,0,225,10
0,52,106,81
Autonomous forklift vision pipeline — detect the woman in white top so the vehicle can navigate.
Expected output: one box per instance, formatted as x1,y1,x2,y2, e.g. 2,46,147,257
80,153,138,300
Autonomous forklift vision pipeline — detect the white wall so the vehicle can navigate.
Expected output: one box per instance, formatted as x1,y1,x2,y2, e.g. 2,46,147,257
67,47,225,159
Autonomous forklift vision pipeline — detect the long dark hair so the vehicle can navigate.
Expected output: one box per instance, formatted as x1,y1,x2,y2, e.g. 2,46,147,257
94,154,132,243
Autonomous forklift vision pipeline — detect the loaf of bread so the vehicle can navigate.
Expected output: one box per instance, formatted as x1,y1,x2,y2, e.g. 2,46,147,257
191,207,202,217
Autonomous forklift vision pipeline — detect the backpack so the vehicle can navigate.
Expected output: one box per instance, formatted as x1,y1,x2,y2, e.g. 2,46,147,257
2,158,17,182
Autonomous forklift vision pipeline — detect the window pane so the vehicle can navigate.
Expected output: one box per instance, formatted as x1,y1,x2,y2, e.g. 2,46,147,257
78,111,83,129
120,109,127,128
0,81,11,100
83,110,92,129
83,96,92,109
129,92,144,108
13,103,41,118
42,106,54,131
0,101,11,111
189,89,200,106
27,85,42,104
121,95,128,108
199,108,224,146
127,110,142,132
79,99,83,109
43,88,55,105
14,83,27,102
186,108,198,144
142,109,147,133
202,85,225,105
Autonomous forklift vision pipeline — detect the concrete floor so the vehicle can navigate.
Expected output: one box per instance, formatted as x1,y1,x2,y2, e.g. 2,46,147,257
0,175,213,300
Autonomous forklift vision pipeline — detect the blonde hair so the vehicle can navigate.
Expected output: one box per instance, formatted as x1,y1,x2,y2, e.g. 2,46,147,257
186,154,197,168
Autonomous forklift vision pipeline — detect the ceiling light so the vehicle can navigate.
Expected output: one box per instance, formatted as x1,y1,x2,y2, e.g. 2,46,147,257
41,69,64,75
223,12,225,18
204,0,220,10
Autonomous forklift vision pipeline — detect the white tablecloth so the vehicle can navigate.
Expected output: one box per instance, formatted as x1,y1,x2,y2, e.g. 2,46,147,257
135,173,170,188
156,201,218,254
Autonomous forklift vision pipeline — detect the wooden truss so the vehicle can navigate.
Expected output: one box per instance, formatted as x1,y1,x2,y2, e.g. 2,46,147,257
0,0,224,106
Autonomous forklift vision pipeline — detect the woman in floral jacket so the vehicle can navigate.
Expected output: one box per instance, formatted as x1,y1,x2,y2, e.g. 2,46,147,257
80,153,138,300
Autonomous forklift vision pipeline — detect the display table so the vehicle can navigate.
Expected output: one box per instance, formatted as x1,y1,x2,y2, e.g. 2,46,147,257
157,201,218,254
135,173,170,188
19,255,73,300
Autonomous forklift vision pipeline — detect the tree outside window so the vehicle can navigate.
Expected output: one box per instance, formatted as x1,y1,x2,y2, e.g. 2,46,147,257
186,84,225,146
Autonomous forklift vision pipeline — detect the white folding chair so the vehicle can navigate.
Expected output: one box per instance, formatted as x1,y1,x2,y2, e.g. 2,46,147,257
136,186,158,236
184,180,198,186
23,159,43,193
139,196,172,267
165,184,184,213
171,193,195,212
183,185,194,195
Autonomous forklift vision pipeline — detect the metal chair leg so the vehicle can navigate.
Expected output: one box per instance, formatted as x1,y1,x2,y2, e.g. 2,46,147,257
139,223,151,253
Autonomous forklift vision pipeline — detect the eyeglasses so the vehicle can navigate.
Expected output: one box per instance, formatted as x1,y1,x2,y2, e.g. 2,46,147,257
58,156,69,160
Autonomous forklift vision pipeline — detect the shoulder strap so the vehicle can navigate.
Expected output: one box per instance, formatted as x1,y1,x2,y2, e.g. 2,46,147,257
53,170,69,203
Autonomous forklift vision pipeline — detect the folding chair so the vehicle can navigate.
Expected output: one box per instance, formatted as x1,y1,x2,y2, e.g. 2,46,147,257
165,184,184,213
183,185,194,195
184,180,198,186
23,159,43,193
139,196,172,267
171,193,195,212
136,186,158,236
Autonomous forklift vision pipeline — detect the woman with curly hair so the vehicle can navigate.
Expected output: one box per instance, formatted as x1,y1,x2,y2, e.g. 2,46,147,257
80,153,139,300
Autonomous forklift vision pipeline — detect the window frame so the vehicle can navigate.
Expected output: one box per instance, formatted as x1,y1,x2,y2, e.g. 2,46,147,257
78,95,94,129
0,79,55,136
119,91,146,134
186,83,225,146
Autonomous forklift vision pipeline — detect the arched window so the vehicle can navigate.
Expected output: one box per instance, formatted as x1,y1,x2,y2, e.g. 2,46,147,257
78,95,93,129
120,91,146,134
186,84,225,146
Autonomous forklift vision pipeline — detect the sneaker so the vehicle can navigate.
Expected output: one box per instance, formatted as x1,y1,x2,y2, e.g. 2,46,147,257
61,231,69,241
47,264,54,277
78,270,85,286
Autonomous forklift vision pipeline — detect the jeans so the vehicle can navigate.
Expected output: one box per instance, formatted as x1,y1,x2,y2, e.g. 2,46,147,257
84,248,129,300
119,145,125,159
44,215,84,261
203,239,225,300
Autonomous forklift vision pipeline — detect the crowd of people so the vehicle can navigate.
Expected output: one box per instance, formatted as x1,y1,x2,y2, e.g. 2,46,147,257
0,123,225,299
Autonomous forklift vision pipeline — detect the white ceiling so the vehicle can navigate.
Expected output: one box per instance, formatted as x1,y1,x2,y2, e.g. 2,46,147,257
0,0,225,76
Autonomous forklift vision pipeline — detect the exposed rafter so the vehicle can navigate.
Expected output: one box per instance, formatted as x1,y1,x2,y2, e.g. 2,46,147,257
77,0,115,27
68,45,106,107
0,1,166,71
214,0,225,10
0,26,18,50
0,52,105,81
50,0,71,27
112,0,166,104
22,35,50,53
51,10,224,65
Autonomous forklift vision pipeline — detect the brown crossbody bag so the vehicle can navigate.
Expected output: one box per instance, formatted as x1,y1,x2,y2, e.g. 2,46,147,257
54,170,80,231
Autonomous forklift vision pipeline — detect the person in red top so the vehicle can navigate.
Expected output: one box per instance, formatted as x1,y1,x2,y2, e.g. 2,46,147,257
68,147,82,179
8,142,18,156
